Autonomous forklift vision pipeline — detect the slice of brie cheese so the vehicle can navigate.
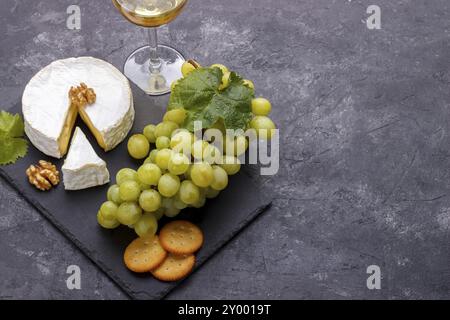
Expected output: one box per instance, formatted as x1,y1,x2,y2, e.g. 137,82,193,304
62,127,110,190
22,57,134,158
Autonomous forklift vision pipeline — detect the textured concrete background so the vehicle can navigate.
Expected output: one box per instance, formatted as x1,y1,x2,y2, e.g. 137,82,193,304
1,0,450,299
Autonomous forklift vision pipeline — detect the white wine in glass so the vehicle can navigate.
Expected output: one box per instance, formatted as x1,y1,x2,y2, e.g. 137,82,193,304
112,0,188,95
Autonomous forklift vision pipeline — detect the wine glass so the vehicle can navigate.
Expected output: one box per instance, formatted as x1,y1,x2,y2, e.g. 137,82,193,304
112,0,188,95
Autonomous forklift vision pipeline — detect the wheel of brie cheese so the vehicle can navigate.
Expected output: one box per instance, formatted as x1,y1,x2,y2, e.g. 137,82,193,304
22,57,134,158
62,127,110,190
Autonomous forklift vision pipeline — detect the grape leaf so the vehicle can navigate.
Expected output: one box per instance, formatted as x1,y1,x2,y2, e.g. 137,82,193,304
0,110,28,165
168,68,254,132
0,137,28,165
0,110,24,137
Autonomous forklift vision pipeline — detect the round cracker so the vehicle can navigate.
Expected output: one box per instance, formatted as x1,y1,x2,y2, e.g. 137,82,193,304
151,253,195,282
159,220,204,254
124,235,167,273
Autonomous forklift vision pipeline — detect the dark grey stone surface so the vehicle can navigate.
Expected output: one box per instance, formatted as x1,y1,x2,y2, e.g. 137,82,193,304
1,0,449,299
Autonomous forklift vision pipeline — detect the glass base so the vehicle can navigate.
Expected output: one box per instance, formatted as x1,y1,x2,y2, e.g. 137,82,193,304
124,44,185,96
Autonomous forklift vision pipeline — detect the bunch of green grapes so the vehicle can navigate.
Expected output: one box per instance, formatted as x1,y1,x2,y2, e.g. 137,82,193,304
98,62,276,238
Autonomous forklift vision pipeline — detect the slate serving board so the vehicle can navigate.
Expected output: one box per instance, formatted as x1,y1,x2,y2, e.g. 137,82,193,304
0,82,271,300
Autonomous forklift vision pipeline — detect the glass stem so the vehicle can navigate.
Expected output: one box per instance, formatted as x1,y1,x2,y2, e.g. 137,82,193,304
148,27,161,73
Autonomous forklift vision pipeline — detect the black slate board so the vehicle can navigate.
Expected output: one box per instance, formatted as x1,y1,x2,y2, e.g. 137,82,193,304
0,84,271,300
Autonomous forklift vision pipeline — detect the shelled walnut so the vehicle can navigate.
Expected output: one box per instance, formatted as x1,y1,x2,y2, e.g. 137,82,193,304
26,160,60,191
69,82,96,108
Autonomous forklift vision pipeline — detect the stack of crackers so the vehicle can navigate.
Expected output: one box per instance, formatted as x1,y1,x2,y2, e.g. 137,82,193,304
124,220,203,281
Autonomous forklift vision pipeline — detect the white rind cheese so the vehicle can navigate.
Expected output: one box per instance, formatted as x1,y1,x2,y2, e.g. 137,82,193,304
22,57,134,158
62,127,110,190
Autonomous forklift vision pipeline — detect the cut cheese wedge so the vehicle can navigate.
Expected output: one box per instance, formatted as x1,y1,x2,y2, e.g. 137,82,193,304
62,127,110,190
22,57,134,158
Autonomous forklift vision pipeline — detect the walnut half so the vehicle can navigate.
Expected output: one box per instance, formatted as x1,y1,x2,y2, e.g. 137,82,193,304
69,82,96,109
26,160,60,191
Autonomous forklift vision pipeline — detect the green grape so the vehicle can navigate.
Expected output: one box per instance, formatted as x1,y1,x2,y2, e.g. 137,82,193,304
218,71,231,90
249,116,276,139
134,213,158,238
107,184,123,204
171,128,189,138
158,173,180,197
128,134,150,159
219,156,241,175
179,180,200,205
162,197,180,218
143,157,153,164
205,187,220,199
211,165,228,191
211,63,229,75
119,180,141,202
243,79,255,90
251,97,272,116
161,196,173,209
151,207,165,220
156,136,171,150
165,206,181,218
168,153,190,175
161,197,181,217
139,189,161,212
116,168,138,185
190,162,214,187
100,201,118,220
137,163,162,186
155,121,178,138
181,61,199,77
191,187,206,209
116,202,142,225
155,148,172,170
203,144,221,164
163,108,186,125
149,149,158,163
192,195,206,208
170,131,194,154
143,124,157,143
192,140,209,160
173,193,188,210
97,211,120,229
